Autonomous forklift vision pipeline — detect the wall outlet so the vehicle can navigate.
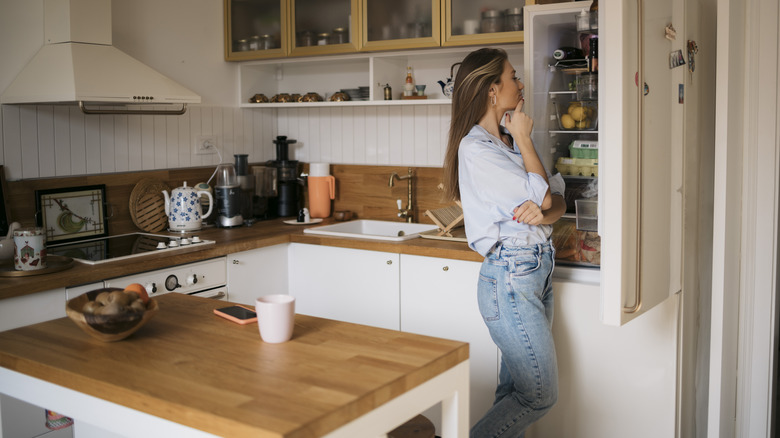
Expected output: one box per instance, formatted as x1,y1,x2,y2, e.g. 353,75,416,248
194,135,218,155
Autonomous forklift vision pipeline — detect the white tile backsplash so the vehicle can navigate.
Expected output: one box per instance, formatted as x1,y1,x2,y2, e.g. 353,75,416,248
0,103,452,180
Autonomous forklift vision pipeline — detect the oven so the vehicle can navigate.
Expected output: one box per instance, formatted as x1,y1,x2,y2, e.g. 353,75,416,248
103,257,228,301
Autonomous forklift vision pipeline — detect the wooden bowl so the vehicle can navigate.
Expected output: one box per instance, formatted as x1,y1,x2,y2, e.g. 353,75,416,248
65,288,158,342
333,210,353,221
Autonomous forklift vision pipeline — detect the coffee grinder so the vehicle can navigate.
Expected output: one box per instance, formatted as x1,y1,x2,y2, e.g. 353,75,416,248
214,162,244,227
269,136,301,217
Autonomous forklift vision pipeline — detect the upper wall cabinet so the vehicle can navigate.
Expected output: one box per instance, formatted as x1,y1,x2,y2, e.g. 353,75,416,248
360,0,441,51
224,0,359,61
224,0,289,61
289,0,360,56
226,0,538,61
443,0,535,47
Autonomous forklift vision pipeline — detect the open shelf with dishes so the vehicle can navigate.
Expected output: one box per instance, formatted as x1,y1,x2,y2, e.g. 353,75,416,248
237,45,523,107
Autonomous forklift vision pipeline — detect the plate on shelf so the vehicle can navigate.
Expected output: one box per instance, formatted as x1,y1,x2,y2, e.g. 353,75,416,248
283,219,323,226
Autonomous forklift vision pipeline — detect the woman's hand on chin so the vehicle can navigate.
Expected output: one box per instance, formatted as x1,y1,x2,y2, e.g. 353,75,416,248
505,98,533,140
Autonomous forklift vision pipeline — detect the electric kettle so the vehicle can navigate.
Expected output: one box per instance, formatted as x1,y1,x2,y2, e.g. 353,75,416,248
162,182,214,232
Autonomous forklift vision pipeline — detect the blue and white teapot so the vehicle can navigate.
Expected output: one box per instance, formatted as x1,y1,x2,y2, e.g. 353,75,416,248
162,182,214,232
437,64,457,98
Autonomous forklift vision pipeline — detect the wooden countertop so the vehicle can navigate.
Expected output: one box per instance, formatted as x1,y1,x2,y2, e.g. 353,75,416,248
0,293,469,437
0,219,480,301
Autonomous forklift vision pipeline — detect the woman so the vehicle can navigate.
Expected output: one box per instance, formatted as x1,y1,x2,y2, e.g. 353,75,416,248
443,48,566,437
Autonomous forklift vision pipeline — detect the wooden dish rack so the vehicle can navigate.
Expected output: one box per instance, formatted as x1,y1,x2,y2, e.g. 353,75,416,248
424,202,464,237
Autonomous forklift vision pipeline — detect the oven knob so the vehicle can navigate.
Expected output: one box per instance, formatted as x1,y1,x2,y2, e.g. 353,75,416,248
145,282,157,294
165,275,181,291
186,274,198,286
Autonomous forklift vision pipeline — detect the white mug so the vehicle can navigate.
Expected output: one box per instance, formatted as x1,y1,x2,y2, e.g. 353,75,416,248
13,227,47,271
255,295,296,343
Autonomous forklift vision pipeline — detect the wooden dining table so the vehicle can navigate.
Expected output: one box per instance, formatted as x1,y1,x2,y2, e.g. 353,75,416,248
0,293,470,437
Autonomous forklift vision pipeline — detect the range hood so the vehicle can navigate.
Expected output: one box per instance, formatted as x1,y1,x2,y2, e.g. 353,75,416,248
0,0,201,114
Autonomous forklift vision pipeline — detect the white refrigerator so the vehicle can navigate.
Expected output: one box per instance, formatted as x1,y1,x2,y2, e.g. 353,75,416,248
524,0,683,326
521,2,687,437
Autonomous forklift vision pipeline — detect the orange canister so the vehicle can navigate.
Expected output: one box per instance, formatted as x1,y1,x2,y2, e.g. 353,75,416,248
308,163,335,218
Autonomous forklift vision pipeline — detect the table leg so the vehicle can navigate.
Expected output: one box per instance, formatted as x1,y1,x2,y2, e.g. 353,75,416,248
323,360,470,438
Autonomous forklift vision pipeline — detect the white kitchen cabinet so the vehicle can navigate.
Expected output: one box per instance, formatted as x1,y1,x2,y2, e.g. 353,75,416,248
287,243,400,330
227,244,290,306
0,285,87,332
527,281,678,438
399,254,497,429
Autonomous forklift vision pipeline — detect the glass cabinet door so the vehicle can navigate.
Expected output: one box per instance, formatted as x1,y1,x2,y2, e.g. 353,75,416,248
361,0,441,50
290,0,359,56
224,0,288,60
443,0,534,47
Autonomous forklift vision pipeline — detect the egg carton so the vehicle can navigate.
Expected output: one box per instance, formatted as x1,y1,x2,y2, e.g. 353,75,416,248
556,157,598,177
569,140,599,159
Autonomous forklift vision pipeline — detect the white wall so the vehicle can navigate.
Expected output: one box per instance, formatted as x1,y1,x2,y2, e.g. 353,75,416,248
0,0,453,181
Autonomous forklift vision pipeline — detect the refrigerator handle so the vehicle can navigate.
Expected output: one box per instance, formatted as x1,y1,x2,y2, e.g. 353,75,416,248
624,0,644,314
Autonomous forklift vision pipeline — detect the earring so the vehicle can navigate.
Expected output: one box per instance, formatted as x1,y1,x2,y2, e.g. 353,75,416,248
491,95,496,106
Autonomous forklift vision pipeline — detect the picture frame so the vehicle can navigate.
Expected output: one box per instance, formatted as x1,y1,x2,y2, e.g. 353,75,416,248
35,185,108,244
0,166,9,237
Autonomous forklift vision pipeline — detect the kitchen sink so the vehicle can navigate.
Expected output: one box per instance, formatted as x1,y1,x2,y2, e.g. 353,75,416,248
303,220,439,242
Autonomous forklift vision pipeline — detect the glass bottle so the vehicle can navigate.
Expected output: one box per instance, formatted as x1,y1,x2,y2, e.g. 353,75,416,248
576,9,590,32
589,0,599,30
404,67,414,97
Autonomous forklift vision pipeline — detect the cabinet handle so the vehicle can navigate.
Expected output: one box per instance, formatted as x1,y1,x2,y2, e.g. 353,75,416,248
442,266,449,272
232,260,240,265
625,0,644,315
387,260,393,265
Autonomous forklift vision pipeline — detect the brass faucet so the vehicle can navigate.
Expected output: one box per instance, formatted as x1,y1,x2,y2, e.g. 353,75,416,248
389,168,414,223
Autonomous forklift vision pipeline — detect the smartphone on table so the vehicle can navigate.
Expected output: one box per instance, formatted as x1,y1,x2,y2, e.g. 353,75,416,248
213,305,257,325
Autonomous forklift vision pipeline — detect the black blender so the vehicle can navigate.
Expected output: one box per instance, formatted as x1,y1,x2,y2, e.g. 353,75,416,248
268,136,302,217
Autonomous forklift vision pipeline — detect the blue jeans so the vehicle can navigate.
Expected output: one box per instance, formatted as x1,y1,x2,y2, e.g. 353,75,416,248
470,241,558,438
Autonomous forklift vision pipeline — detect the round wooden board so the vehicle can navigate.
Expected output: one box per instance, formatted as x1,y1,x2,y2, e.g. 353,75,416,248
129,179,169,233
0,255,75,277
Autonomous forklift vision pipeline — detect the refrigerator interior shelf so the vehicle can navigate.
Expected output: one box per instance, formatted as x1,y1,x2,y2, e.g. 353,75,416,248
550,130,598,135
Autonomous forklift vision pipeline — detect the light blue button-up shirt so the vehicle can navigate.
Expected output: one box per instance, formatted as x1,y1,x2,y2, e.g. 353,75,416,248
458,124,565,256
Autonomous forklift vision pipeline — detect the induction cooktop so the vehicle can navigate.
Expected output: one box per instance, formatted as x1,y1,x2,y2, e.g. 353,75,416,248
47,232,215,265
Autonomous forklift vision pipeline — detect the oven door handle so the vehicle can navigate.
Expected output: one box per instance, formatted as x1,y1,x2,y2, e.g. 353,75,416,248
204,292,226,300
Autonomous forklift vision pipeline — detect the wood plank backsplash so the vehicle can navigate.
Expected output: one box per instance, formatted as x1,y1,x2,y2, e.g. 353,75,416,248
6,165,452,234
0,104,452,181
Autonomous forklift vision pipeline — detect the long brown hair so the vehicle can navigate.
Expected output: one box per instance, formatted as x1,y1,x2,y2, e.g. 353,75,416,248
442,48,508,201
